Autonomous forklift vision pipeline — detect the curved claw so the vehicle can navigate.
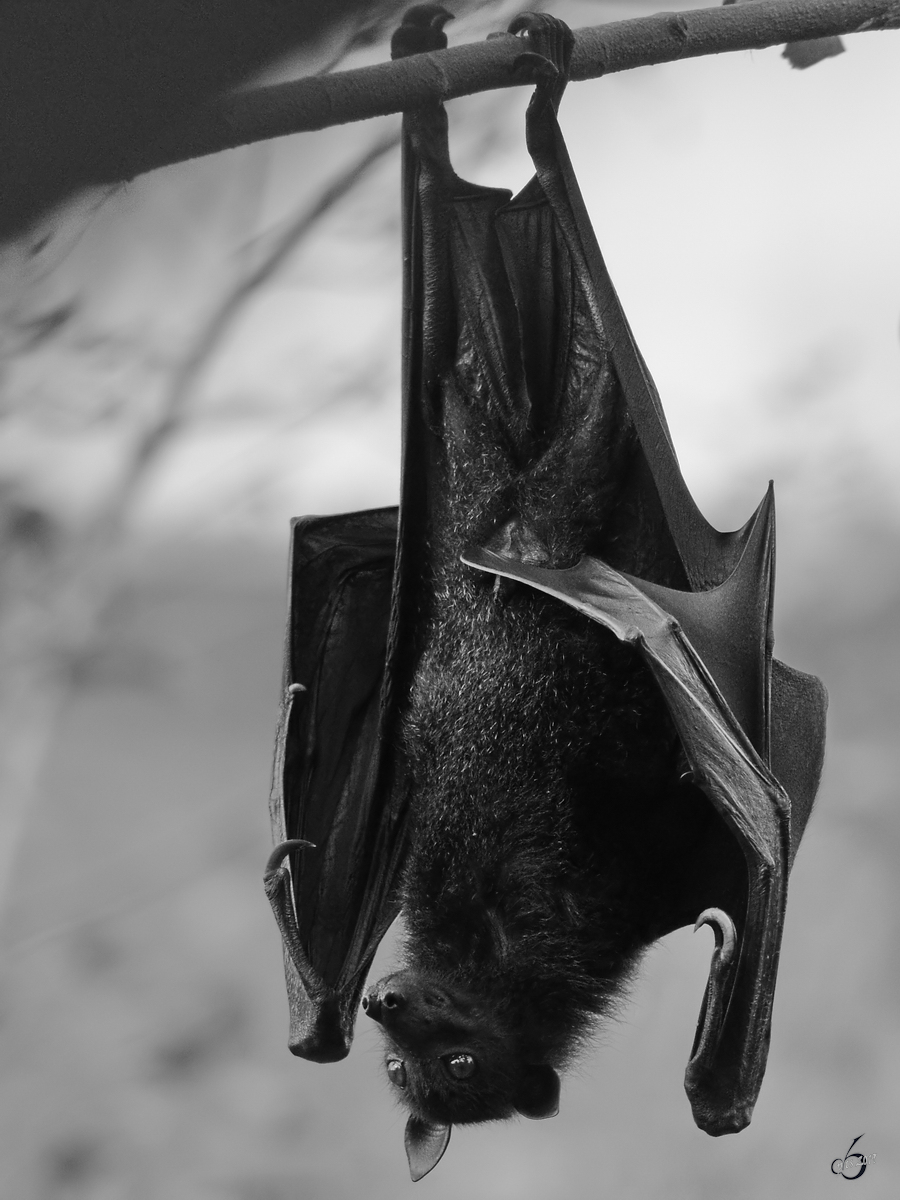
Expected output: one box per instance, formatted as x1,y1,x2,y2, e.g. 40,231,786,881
264,838,328,1006
510,51,560,85
694,907,737,966
265,838,315,879
506,12,574,118
686,906,741,1125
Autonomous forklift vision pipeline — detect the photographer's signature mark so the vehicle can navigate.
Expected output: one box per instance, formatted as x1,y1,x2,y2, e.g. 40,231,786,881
832,1135,876,1180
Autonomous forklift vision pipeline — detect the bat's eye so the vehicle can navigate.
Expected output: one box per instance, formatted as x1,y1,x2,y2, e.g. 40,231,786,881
443,1052,476,1080
386,1059,408,1089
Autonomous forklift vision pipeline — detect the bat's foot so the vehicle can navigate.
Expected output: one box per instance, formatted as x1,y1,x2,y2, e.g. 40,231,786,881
508,13,574,106
392,5,454,60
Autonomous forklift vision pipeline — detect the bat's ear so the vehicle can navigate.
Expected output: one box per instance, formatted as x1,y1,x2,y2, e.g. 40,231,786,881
514,1065,560,1120
405,1116,451,1181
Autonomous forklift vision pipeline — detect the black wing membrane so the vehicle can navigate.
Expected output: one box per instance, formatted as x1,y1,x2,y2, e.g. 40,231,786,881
266,508,405,1061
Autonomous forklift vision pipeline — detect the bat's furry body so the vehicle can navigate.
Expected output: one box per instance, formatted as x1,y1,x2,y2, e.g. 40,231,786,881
393,376,736,1121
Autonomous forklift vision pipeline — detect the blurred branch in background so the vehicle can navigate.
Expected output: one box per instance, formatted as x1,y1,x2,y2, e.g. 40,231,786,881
111,134,403,505
0,128,401,918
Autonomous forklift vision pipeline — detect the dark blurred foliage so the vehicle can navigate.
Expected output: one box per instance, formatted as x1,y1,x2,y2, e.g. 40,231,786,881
0,0,405,240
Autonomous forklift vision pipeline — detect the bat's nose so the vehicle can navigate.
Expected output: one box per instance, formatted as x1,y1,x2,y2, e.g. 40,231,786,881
362,988,406,1023
362,993,381,1022
362,993,382,1022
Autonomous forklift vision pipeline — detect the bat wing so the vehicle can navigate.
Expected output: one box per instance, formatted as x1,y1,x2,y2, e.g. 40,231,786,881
453,40,826,1134
266,507,408,1062
463,544,824,1132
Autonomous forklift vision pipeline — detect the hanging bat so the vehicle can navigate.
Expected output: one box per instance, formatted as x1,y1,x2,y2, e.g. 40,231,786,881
265,7,827,1182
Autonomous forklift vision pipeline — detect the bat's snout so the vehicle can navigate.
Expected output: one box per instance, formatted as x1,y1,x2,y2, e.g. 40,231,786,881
362,987,405,1024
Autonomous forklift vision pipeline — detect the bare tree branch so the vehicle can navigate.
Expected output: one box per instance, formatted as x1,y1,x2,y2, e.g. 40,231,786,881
132,0,900,180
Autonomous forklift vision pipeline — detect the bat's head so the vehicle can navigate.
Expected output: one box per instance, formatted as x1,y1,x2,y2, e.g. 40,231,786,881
363,970,560,1179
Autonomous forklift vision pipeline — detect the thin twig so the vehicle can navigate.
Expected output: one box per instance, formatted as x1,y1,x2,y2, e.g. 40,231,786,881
131,0,900,179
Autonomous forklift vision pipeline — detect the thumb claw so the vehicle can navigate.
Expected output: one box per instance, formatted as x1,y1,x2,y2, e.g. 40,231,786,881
694,907,737,965
265,838,316,878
